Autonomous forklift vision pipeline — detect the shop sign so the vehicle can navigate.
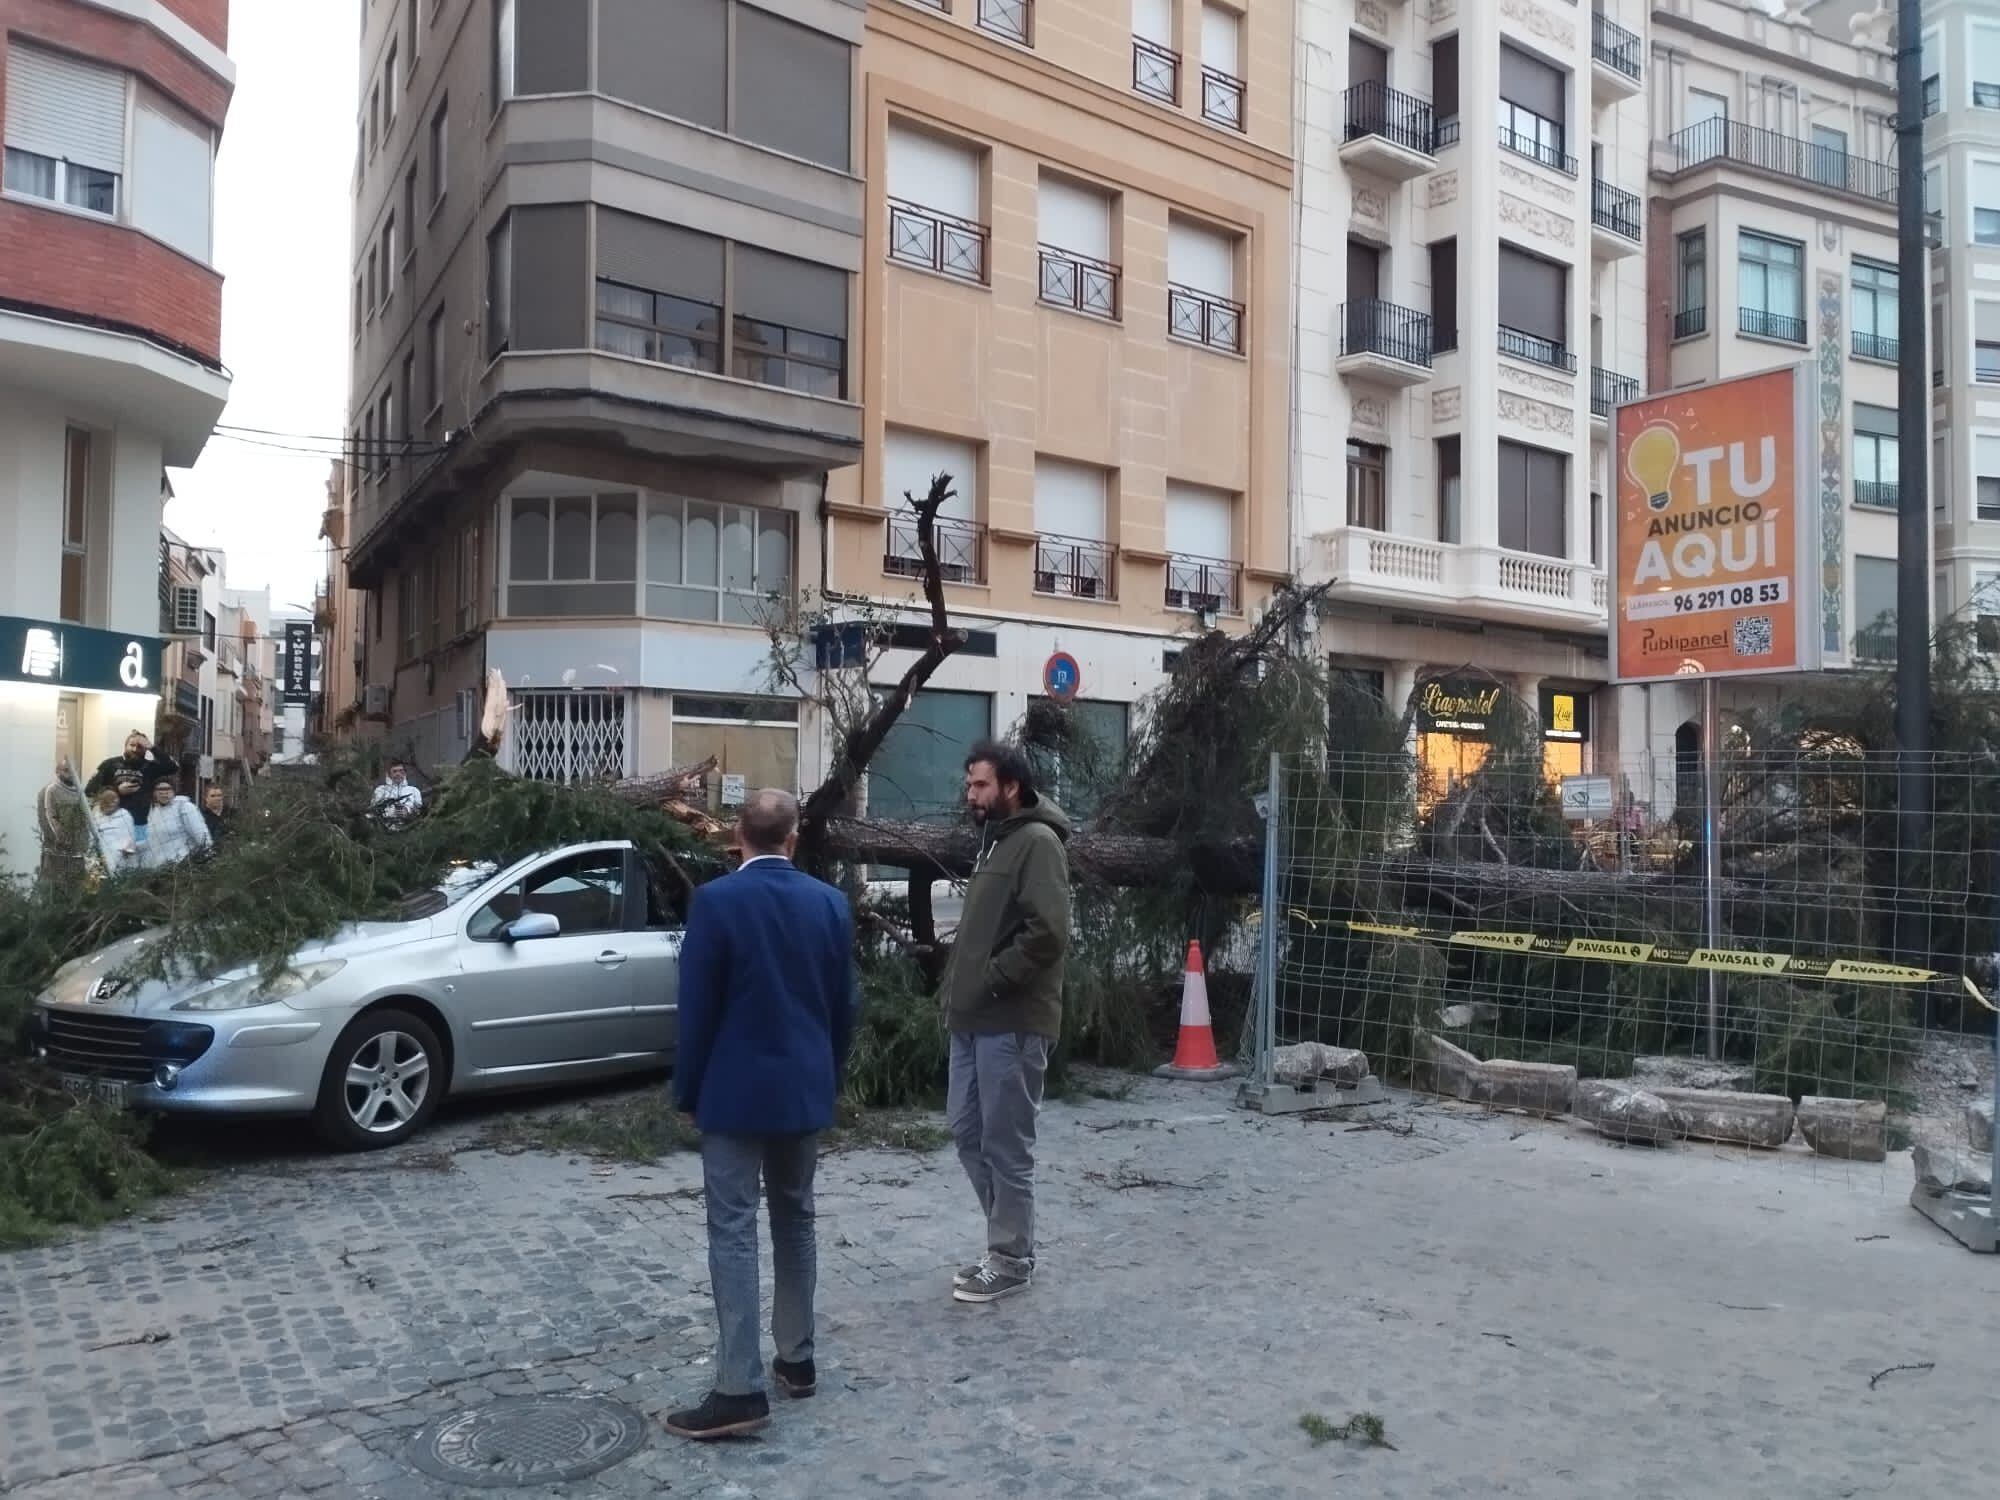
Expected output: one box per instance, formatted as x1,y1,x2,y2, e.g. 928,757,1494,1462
0,615,161,696
283,621,313,702
1540,686,1591,743
1415,675,1502,736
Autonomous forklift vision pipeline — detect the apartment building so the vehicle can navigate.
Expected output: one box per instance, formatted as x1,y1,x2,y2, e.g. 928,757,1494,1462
157,528,218,787
0,0,232,878
1294,0,1651,791
339,0,863,789
828,0,1294,820
1920,0,2000,639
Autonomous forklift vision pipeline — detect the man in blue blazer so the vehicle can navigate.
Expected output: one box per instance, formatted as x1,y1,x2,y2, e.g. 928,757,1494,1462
665,788,857,1441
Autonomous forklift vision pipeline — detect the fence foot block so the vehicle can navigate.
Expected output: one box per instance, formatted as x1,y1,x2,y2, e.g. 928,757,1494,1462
1154,1061,1244,1081
1235,1076,1388,1115
1908,1187,2000,1254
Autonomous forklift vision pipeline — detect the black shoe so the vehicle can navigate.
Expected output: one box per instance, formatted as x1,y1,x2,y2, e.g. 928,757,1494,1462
951,1256,988,1292
953,1261,1031,1304
772,1358,817,1398
664,1390,771,1440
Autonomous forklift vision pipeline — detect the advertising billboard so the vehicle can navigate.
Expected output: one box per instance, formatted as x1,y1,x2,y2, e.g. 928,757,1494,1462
1610,365,1821,684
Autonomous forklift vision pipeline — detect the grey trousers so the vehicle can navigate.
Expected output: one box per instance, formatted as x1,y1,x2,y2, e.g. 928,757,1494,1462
701,1132,818,1397
946,1031,1051,1275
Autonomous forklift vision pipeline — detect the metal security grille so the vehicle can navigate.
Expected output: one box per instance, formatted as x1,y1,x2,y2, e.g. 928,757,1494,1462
512,690,627,783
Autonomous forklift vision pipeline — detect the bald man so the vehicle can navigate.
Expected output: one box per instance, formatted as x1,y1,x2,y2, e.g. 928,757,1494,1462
666,789,857,1441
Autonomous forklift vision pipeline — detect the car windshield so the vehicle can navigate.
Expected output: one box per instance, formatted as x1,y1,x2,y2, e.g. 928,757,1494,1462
391,862,495,921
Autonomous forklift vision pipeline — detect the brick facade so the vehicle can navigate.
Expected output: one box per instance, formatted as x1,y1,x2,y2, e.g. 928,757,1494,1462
0,199,222,363
162,0,226,49
0,0,232,128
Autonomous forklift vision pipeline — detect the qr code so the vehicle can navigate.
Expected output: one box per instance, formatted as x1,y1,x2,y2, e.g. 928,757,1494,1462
1733,616,1774,657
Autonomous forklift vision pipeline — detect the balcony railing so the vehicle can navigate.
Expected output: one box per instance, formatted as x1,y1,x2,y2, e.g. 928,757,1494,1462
1591,367,1639,418
977,0,1030,45
1340,298,1433,368
884,514,987,586
1201,66,1245,131
1498,120,1577,176
1133,36,1180,104
1853,331,1899,362
1592,10,1642,81
1342,81,1437,156
1668,117,1897,204
1498,325,1578,373
1674,306,1707,339
1168,283,1244,354
1039,246,1119,320
1740,306,1807,345
1164,553,1241,616
1034,535,1116,601
888,198,988,284
1855,480,1899,509
1591,178,1642,241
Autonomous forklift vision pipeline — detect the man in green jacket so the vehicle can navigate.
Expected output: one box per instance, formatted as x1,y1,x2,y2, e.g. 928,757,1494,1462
941,738,1071,1304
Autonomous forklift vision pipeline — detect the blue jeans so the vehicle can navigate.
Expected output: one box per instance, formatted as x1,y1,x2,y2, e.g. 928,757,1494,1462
947,1031,1051,1276
701,1132,819,1397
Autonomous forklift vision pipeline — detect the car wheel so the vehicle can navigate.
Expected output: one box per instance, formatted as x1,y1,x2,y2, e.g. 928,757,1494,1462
313,1009,444,1151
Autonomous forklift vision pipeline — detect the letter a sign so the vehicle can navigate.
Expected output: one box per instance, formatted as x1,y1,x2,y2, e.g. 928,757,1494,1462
1610,364,1822,684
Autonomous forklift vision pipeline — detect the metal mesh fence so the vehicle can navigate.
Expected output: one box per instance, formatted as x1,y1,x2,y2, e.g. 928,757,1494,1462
1249,744,2000,1182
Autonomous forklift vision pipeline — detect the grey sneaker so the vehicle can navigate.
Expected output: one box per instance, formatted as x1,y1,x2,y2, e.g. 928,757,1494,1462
953,1262,1030,1304
952,1256,989,1292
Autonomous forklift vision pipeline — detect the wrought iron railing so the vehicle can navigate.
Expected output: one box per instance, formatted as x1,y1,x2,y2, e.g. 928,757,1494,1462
1855,481,1899,510
1039,246,1120,320
1499,119,1577,176
1202,66,1245,131
1498,325,1578,373
887,198,988,284
1591,367,1639,417
1132,36,1179,104
1673,306,1707,339
1034,535,1116,601
1339,299,1433,368
883,514,986,585
1168,283,1244,353
1592,178,1641,241
1342,81,1437,156
1852,331,1899,362
1740,306,1806,344
977,0,1030,45
1591,10,1641,81
1164,552,1241,615
1668,117,1897,203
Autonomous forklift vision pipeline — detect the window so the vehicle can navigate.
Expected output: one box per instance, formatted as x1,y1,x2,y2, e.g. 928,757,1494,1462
1429,238,1458,351
400,354,416,437
493,0,514,101
1497,439,1566,559
1975,23,2000,109
731,245,848,398
353,277,364,340
1808,123,1847,189
1738,231,1804,343
428,97,448,206
729,3,853,170
59,428,90,623
1590,491,1602,568
1433,33,1460,132
368,82,380,155
470,851,627,939
367,247,379,316
1925,164,1943,239
595,214,723,370
1033,457,1112,598
3,46,126,216
598,0,725,131
1038,173,1118,319
132,94,214,260
1980,319,2000,385
1165,481,1238,611
645,495,795,624
672,697,801,805
486,217,511,356
362,408,376,486
382,213,398,301
402,169,418,265
1675,229,1707,337
377,388,394,473
1923,27,1942,116
1199,3,1244,131
1853,405,1899,509
1688,87,1728,130
1133,0,1179,104
1935,300,1950,387
1498,243,1569,368
869,689,992,828
1167,216,1242,353
976,0,1032,47
1345,441,1387,530
398,565,420,662
1499,42,1569,173
385,42,399,126
1980,436,2000,522
1437,435,1461,544
883,428,982,580
1851,258,1897,361
495,0,586,99
1853,556,1896,662
507,493,639,616
1975,161,2000,245
1936,433,1952,518
1026,699,1128,824
456,521,480,634
887,124,986,282
425,306,445,415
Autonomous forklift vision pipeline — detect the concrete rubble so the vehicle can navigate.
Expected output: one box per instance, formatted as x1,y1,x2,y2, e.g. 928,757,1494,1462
1269,1042,1372,1088
1913,1139,1994,1197
1574,1080,1685,1145
1969,1098,1995,1154
1438,1001,1499,1029
1795,1096,1887,1162
1645,1087,1795,1149
1426,1033,1576,1117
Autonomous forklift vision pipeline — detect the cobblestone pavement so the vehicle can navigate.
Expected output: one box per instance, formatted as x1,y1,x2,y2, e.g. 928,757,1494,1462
3,1077,1997,1499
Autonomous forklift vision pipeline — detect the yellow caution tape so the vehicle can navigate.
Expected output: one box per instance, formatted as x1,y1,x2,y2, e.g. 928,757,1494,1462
1963,975,2000,1016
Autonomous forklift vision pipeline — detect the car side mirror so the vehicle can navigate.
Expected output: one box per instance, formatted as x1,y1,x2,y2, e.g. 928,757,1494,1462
502,911,561,942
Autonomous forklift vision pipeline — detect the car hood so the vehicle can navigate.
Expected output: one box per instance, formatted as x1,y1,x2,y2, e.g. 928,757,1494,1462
38,919,428,1016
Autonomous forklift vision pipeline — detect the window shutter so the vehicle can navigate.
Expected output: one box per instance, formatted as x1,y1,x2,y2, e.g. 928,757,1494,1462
595,208,724,305
884,429,978,522
886,125,979,222
1168,218,1234,297
1201,4,1239,75
1034,459,1107,541
1038,176,1110,259
5,46,127,173
1166,481,1232,558
1134,0,1172,46
131,100,212,260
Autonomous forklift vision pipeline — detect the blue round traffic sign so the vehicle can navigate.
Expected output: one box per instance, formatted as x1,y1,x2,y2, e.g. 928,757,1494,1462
1043,651,1081,704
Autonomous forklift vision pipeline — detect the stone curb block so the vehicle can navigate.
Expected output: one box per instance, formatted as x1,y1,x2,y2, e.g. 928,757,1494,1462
1969,1098,1994,1154
1574,1079,1684,1144
1425,1033,1575,1117
1914,1139,1993,1196
1795,1096,1887,1162
1645,1087,1794,1149
1270,1042,1371,1088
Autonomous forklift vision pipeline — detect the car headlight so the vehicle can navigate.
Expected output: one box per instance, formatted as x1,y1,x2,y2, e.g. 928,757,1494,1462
172,961,346,1012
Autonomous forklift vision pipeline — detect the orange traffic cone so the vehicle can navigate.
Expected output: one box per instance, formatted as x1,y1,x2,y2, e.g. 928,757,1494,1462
1153,940,1242,1081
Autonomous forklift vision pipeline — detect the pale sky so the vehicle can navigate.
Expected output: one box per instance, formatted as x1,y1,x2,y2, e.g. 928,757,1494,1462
164,2,360,614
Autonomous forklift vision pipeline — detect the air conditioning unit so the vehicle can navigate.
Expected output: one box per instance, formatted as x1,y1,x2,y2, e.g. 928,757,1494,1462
363,683,391,718
162,584,202,637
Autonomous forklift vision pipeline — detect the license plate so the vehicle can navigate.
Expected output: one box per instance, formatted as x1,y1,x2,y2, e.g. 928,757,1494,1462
59,1075,129,1109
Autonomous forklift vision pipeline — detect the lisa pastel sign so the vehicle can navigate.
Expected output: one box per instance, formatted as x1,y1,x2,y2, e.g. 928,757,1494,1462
1610,365,1821,684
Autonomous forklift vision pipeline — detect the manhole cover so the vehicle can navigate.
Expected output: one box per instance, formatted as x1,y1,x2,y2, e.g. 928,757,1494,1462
407,1395,648,1488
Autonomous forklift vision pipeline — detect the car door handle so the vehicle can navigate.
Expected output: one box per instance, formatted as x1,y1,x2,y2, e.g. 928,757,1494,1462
595,950,628,969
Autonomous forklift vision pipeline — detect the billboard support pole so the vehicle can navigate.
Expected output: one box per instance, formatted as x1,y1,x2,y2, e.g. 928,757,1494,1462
1702,675,1723,1061
1895,0,1932,982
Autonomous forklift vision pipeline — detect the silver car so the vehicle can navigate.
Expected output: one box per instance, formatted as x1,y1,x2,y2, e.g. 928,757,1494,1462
29,841,683,1149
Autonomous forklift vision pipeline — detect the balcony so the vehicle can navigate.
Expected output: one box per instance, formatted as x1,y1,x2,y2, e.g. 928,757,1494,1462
1498,326,1578,374
1665,118,1896,207
1132,36,1180,105
1164,553,1242,617
1168,284,1244,354
1853,331,1899,363
1337,299,1434,387
976,0,1030,46
1591,179,1642,258
1591,10,1643,103
1034,535,1116,601
1674,306,1707,340
1039,246,1119,321
888,199,988,285
1591,367,1639,428
1740,307,1807,346
884,514,986,586
1499,120,1577,177
1339,82,1438,181
1314,528,1606,627
1855,481,1899,510
1201,66,1245,132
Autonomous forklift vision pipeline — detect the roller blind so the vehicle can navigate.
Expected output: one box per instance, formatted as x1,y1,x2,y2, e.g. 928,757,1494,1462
5,45,127,173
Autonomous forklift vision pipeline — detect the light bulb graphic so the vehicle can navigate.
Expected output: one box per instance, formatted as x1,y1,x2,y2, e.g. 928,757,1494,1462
1626,422,1681,513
